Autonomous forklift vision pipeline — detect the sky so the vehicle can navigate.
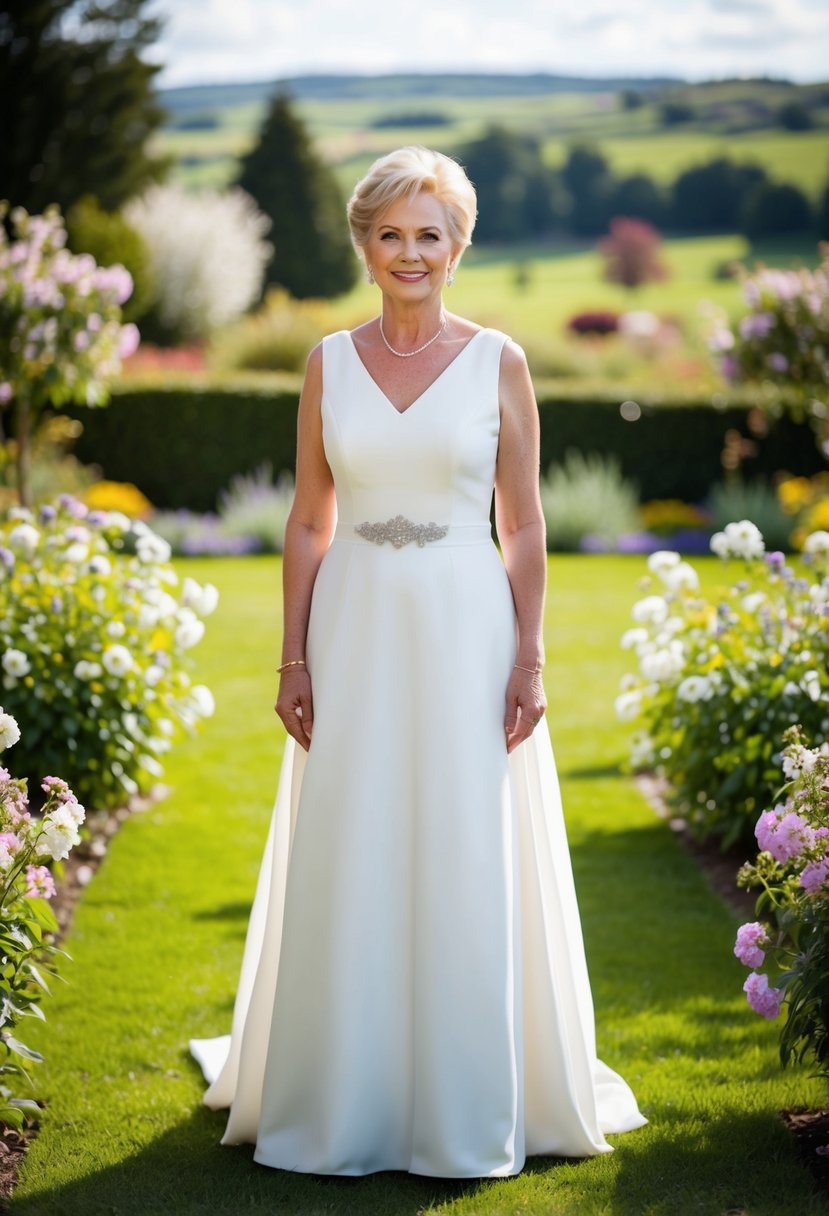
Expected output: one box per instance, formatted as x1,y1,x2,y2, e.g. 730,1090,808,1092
148,0,829,89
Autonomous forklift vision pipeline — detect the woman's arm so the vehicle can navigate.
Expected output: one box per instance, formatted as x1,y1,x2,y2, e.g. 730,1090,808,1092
274,343,337,750
493,339,548,754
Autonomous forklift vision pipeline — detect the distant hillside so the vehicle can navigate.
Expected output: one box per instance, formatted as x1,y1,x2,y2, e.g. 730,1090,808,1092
158,71,683,116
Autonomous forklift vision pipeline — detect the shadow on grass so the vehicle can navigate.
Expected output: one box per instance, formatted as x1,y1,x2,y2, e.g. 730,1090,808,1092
9,1102,577,1216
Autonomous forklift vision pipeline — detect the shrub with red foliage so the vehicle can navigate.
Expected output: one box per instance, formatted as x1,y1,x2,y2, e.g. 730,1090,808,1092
566,310,621,337
597,217,670,289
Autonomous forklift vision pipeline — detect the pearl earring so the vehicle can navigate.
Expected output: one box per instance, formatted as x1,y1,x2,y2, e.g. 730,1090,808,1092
446,265,455,287
366,265,375,285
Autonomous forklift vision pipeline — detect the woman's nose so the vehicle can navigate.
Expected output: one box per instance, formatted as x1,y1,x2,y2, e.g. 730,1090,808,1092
400,236,419,261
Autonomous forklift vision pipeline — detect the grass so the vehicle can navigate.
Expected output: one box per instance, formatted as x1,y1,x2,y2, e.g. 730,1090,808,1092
9,555,828,1215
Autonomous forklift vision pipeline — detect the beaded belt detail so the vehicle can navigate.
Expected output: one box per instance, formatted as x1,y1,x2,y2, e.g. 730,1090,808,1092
354,514,449,549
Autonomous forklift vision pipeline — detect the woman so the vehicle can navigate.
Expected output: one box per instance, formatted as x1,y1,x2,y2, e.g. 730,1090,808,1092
190,146,648,1177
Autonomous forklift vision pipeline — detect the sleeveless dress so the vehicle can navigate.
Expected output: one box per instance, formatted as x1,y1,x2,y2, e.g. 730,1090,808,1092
189,326,648,1177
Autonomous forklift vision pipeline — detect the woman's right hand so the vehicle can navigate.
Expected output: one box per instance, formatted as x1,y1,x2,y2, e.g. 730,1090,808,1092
275,669,314,751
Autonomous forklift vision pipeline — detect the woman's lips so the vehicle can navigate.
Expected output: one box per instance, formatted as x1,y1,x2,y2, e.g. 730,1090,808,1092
391,271,428,281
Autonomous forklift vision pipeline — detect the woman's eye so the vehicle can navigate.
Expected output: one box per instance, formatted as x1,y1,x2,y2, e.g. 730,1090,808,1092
421,233,439,241
380,232,397,240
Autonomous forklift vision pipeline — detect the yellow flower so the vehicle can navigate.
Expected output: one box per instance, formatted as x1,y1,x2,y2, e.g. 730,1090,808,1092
82,480,153,519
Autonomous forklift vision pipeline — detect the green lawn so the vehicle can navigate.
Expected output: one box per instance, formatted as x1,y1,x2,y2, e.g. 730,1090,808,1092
9,555,827,1215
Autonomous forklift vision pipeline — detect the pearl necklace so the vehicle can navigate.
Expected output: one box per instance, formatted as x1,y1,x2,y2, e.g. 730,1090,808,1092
379,312,447,358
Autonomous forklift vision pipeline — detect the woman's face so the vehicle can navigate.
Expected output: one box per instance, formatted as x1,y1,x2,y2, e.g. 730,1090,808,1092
365,190,458,305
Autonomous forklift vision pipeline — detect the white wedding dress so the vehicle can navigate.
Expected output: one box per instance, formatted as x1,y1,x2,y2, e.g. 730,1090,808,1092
189,327,648,1177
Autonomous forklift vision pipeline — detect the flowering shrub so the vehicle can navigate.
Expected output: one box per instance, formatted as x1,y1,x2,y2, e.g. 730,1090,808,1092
124,183,272,344
733,727,829,1079
0,710,83,1127
0,495,217,809
566,310,620,338
616,523,829,847
705,243,829,427
0,202,139,505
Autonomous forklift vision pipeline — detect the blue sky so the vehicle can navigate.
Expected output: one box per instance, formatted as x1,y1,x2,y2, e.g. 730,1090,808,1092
149,0,829,88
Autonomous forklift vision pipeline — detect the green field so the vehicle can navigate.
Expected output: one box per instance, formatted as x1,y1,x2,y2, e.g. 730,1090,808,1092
152,75,829,201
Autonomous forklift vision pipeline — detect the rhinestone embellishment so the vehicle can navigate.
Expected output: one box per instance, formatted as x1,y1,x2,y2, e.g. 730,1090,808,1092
355,514,449,548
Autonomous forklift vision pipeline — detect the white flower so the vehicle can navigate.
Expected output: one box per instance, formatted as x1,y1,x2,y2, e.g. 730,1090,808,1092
677,674,713,703
38,805,82,861
640,641,685,682
614,689,642,721
144,664,165,687
136,533,172,564
710,531,730,558
2,649,30,677
8,523,39,555
74,659,103,681
782,745,818,780
630,730,656,768
632,595,669,625
801,670,822,702
0,710,21,750
175,610,205,650
619,310,660,339
189,684,215,717
64,542,89,563
804,531,829,557
64,799,86,827
87,555,111,577
621,626,649,651
720,520,765,560
662,561,699,593
102,644,134,677
182,577,219,617
741,591,766,613
647,550,681,576
106,620,126,638
105,511,131,532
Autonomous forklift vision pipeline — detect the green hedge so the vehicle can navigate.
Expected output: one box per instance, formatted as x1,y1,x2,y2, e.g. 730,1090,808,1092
63,374,825,512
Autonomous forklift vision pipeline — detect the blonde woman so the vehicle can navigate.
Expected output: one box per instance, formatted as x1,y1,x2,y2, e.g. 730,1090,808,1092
191,146,647,1177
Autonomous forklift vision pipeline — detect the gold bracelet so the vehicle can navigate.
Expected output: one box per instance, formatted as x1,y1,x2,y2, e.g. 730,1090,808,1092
514,662,543,674
276,659,306,673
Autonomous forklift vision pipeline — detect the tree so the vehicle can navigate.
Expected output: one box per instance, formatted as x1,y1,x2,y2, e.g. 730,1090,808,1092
0,1,170,214
739,182,814,239
818,179,829,240
560,144,614,236
457,126,563,243
597,217,670,290
778,101,813,131
671,158,767,231
235,92,356,300
606,174,669,229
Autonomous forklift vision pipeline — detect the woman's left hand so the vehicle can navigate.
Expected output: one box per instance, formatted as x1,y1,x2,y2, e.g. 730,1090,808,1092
504,665,547,754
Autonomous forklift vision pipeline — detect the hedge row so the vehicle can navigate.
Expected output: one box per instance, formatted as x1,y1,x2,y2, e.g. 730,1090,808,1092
63,375,825,513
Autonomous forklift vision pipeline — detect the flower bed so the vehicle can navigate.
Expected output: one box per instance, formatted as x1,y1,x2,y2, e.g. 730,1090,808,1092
616,524,829,848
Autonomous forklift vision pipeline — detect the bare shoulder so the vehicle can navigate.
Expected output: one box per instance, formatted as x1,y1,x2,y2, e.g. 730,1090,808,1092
498,338,535,412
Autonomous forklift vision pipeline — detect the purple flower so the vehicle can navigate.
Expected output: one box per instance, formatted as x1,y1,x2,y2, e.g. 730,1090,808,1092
738,312,775,340
800,854,829,895
767,352,789,373
38,504,56,524
765,551,785,569
0,546,14,570
743,971,783,1018
734,921,769,967
86,510,107,527
755,805,815,864
720,353,739,381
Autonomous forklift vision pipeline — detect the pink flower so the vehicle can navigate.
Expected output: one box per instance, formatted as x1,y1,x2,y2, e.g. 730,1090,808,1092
743,971,783,1019
800,854,829,895
24,864,56,900
734,921,769,967
754,805,815,864
117,322,140,359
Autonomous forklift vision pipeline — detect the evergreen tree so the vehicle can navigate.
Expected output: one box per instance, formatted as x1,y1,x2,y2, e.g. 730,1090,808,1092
739,182,814,239
818,178,829,240
0,1,170,213
236,92,356,300
671,158,767,231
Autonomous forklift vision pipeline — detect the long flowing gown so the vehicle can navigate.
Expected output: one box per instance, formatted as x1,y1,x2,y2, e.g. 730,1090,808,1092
189,326,648,1177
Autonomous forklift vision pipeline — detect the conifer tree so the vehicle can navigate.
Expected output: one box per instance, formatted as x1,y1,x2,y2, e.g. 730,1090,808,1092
235,92,357,300
0,1,170,213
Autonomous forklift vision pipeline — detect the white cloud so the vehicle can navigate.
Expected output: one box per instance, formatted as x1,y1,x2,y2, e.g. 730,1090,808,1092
148,0,829,86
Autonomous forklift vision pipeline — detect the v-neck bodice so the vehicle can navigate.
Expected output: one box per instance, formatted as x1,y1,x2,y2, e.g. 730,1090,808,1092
320,326,509,529
347,329,485,416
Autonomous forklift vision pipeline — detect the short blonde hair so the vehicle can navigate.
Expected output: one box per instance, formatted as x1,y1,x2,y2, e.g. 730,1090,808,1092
347,146,477,265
